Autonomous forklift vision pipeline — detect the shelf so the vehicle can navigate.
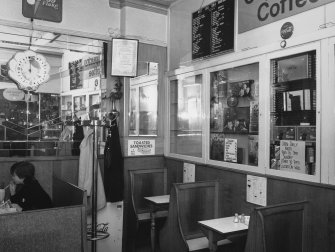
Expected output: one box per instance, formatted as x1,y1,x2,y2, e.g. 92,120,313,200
272,78,315,91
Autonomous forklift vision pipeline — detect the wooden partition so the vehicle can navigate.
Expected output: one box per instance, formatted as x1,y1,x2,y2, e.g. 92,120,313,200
165,157,335,252
245,201,308,252
0,174,87,252
160,181,234,252
0,206,86,252
123,155,167,252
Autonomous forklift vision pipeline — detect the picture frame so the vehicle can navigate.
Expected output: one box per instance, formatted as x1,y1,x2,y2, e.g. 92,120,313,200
111,38,138,77
223,107,250,134
227,80,254,98
277,53,310,82
297,126,316,141
73,95,86,112
273,126,296,141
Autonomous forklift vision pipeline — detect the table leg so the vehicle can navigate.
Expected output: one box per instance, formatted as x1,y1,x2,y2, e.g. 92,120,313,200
208,231,218,252
150,211,156,252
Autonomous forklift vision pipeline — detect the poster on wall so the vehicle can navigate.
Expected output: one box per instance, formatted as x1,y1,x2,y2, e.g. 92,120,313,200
128,139,155,156
111,39,138,77
69,59,83,90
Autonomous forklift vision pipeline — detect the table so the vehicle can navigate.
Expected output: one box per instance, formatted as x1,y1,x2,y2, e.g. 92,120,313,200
144,195,170,252
198,216,249,252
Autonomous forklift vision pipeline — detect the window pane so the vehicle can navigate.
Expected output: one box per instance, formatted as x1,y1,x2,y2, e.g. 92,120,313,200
139,84,157,135
129,88,137,135
170,74,202,157
270,51,316,175
209,63,259,165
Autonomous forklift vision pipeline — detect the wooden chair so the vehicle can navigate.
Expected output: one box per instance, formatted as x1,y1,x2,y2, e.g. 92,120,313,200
160,181,232,252
244,200,308,252
129,168,168,249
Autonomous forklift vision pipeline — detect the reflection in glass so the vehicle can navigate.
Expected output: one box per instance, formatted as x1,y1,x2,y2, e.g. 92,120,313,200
128,69,158,136
170,74,202,157
0,25,105,157
139,85,157,135
129,88,137,135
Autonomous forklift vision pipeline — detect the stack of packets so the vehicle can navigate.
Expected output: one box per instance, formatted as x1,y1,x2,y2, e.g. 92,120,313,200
0,200,17,214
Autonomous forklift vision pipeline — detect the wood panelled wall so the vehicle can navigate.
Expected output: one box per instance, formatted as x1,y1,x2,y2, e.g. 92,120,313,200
165,157,335,252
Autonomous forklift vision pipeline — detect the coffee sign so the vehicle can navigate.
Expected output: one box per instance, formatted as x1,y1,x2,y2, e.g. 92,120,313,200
239,0,333,33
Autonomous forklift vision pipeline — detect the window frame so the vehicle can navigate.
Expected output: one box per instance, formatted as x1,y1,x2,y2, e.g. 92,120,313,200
265,41,321,183
165,69,206,163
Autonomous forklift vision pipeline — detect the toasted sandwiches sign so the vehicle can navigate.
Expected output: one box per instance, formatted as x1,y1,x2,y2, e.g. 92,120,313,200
238,0,333,33
128,140,155,156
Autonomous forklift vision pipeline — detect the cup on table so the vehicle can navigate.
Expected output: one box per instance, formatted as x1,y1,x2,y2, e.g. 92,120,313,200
0,189,5,203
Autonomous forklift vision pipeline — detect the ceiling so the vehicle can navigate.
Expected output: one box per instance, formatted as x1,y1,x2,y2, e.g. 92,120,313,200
109,0,178,13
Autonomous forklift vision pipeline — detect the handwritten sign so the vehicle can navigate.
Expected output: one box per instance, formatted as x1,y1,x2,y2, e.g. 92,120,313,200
280,140,305,173
128,139,155,156
224,138,237,163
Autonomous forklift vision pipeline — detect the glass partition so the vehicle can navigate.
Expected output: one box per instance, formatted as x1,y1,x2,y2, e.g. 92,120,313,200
169,73,203,158
128,63,158,136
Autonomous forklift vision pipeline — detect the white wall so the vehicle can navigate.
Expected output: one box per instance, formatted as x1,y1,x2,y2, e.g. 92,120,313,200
0,0,167,45
168,0,335,71
121,6,167,46
0,0,119,39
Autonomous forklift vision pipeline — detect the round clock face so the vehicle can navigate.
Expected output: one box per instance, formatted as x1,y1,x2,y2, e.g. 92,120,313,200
8,50,50,91
227,96,239,107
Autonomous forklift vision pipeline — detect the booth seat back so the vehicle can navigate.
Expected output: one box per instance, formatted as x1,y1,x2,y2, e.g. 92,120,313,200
129,168,167,219
176,181,219,240
0,177,87,252
160,180,224,252
244,200,308,252
0,206,86,252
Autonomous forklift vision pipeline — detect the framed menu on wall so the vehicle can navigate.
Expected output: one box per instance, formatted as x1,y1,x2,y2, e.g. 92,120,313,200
192,0,235,60
111,38,138,77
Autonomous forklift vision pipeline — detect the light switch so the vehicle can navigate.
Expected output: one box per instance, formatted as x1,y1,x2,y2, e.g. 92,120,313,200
246,175,267,206
183,163,195,183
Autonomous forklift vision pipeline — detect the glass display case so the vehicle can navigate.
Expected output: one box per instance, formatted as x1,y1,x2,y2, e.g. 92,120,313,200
269,51,317,176
169,73,203,158
209,63,259,165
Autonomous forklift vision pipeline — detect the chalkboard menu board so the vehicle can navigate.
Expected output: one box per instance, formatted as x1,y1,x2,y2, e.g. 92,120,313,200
192,0,235,60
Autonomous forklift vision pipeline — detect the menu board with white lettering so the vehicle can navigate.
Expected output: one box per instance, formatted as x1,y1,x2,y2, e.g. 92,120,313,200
192,0,235,60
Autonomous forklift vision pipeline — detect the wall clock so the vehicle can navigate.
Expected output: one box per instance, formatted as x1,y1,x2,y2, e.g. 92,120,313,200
227,95,239,107
8,50,50,91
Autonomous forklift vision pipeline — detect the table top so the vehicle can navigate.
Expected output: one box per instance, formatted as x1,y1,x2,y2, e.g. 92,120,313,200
198,216,249,235
144,195,170,205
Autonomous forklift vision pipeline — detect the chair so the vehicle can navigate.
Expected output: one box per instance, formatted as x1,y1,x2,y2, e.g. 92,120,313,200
129,168,168,249
160,181,233,252
244,200,308,252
